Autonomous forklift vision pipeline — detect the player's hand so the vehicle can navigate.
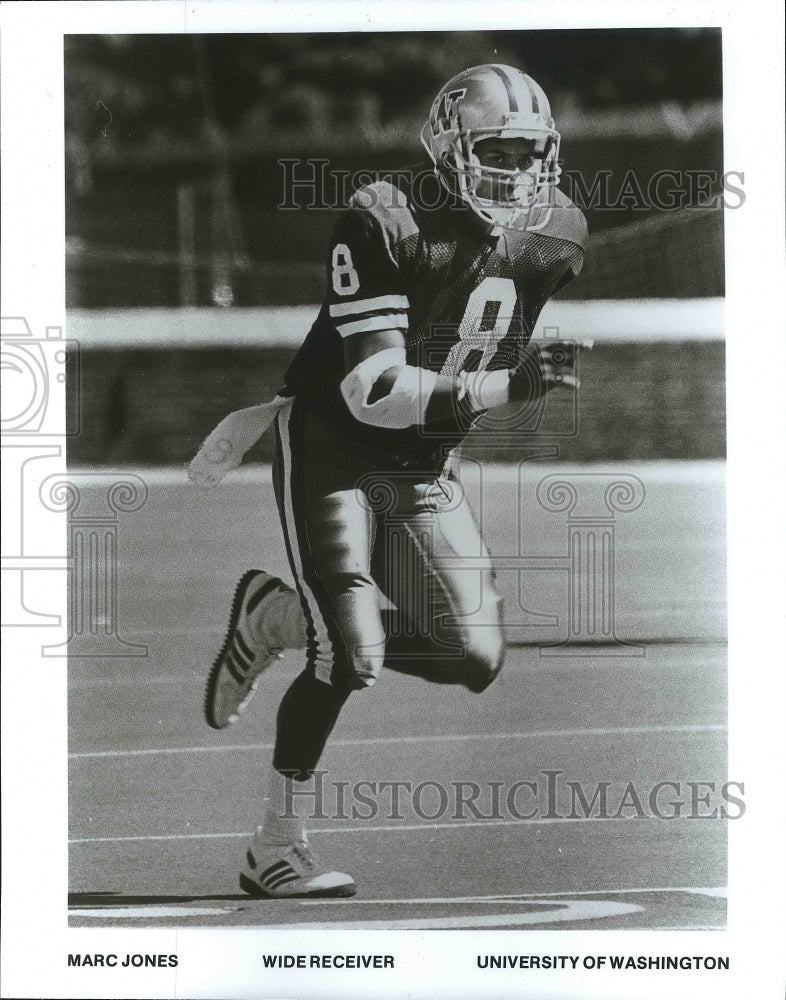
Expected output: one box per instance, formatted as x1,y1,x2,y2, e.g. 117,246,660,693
540,341,580,392
459,340,590,413
508,340,583,401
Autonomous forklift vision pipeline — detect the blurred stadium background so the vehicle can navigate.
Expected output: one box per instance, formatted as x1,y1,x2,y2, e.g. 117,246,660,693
64,29,725,465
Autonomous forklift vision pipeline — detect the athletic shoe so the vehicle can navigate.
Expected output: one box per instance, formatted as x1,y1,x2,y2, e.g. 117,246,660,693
204,570,286,729
239,831,357,898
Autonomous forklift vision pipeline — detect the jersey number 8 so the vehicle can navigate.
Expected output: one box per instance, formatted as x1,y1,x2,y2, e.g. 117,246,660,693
331,244,360,296
441,276,517,376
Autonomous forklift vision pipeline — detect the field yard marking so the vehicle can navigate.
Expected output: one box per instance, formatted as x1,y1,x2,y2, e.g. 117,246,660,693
69,723,726,760
299,887,728,905
68,897,242,920
222,900,644,930
69,905,239,919
71,813,680,844
68,889,726,929
69,459,725,487
69,899,643,928
68,633,728,654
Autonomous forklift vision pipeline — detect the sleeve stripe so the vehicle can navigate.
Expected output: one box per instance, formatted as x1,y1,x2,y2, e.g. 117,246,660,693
329,294,409,318
335,313,408,338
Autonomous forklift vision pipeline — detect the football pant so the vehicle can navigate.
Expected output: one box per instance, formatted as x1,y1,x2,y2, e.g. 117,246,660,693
272,398,505,694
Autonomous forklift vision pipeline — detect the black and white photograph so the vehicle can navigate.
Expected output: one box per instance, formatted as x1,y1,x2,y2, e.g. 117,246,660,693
1,3,785,999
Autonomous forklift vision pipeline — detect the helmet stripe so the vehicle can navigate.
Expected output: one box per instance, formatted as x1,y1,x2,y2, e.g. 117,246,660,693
486,64,518,113
522,74,541,114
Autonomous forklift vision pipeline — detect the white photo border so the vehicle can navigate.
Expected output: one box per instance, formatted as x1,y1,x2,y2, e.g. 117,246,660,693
1,2,784,998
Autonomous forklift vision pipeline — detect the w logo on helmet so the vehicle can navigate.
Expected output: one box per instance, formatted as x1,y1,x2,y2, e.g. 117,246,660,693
430,87,467,135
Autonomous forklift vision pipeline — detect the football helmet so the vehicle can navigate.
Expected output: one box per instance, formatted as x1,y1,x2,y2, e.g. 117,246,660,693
420,64,561,231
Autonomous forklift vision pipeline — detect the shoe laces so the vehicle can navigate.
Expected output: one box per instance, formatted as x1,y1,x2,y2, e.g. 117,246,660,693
292,841,317,869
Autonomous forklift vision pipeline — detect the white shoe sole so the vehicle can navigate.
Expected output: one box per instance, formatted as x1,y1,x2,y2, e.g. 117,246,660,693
239,871,357,899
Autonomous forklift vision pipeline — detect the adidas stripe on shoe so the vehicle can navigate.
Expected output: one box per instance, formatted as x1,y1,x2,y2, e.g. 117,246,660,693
240,834,356,899
204,570,286,729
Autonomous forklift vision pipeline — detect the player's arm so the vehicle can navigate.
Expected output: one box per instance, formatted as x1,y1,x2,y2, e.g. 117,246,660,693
331,202,572,429
342,328,575,429
326,205,476,427
342,329,477,426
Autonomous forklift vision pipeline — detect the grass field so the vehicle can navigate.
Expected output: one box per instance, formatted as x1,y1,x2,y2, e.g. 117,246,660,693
68,459,727,930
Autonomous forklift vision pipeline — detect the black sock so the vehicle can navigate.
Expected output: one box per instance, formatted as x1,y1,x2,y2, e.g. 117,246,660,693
272,668,351,781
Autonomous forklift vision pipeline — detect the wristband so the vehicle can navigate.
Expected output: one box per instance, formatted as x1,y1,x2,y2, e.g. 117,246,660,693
507,353,543,402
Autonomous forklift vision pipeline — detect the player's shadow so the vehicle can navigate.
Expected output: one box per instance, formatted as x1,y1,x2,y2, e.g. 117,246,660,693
69,891,250,906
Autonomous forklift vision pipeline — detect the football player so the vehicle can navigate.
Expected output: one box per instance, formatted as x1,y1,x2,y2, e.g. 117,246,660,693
195,64,587,898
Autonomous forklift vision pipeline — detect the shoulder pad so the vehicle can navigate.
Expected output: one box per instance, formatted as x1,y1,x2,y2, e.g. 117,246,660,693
529,189,588,248
349,179,419,247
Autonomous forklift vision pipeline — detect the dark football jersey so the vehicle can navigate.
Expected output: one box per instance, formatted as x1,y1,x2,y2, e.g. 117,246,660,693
284,165,587,467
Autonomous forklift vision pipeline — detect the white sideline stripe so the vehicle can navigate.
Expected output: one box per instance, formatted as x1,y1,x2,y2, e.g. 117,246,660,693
69,723,726,759
681,886,728,898
69,913,719,930
65,300,724,349
299,886,728,905
70,814,656,844
69,901,644,927
227,923,721,932
537,298,724,342
261,902,642,930
70,906,234,919
65,458,726,488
